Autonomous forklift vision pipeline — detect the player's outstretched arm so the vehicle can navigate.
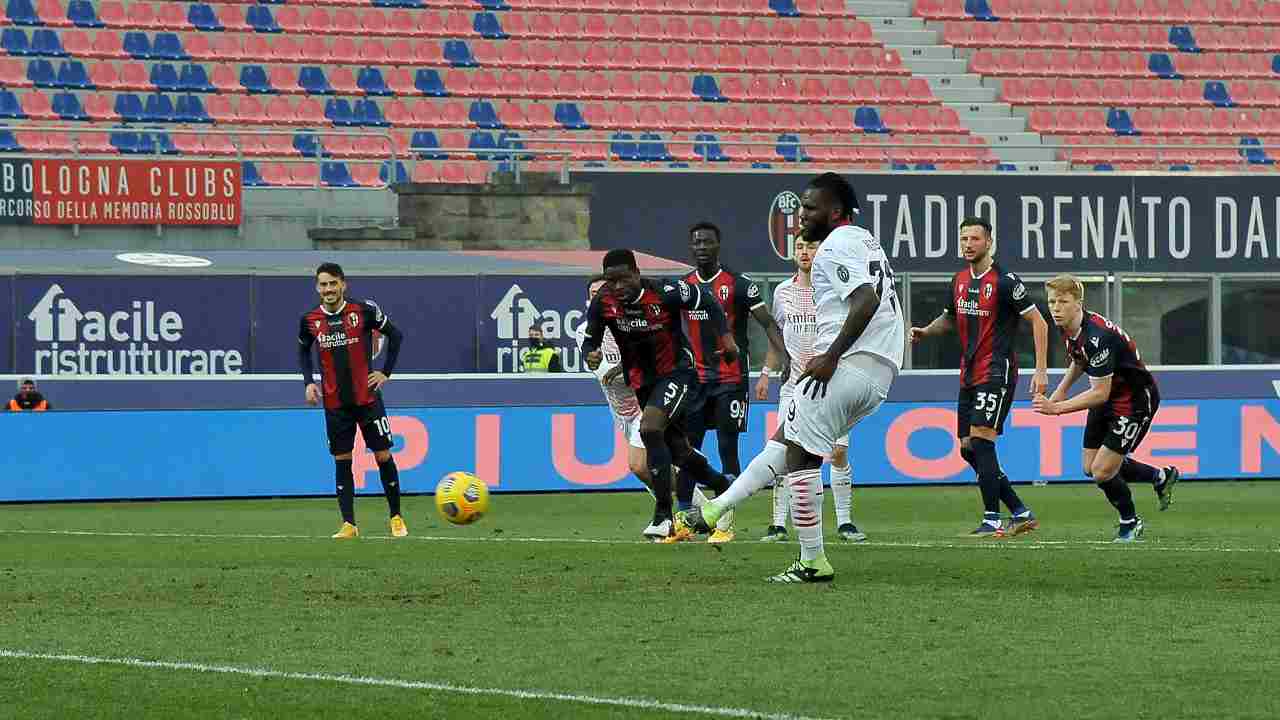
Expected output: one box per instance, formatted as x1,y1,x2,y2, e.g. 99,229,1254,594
910,311,955,344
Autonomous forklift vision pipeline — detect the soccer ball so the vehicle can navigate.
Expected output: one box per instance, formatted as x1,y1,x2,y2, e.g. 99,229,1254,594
435,471,490,525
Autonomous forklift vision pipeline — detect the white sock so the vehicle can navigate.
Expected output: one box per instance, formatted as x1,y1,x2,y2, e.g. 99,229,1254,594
715,508,735,532
788,468,824,561
692,487,708,507
771,476,789,527
830,461,852,527
709,440,788,513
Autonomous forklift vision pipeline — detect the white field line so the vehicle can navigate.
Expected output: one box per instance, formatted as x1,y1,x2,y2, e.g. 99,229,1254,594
0,649,833,720
4,528,1278,553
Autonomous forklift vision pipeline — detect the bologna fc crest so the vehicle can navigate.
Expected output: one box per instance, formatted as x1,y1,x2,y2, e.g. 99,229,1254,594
768,190,802,261
348,311,360,328
983,284,993,300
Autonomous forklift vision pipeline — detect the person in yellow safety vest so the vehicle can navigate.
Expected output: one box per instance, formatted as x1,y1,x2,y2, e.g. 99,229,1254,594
520,327,564,373
8,378,50,411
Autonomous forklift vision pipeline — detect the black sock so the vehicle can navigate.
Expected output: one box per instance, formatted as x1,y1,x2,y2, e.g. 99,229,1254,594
968,438,1002,514
960,444,976,471
677,449,730,495
998,474,1028,515
1120,458,1161,486
641,429,673,518
1097,475,1137,520
335,459,355,525
716,428,742,476
378,459,402,517
675,461,697,509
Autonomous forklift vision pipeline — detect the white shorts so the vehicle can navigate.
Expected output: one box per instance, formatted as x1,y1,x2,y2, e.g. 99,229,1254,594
614,412,645,450
779,386,848,448
784,359,888,457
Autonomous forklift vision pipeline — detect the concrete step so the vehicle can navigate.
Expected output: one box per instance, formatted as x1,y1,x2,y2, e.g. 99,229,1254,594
964,115,1028,133
980,134,1058,163
845,0,913,16
874,28,938,44
916,72,983,89
949,101,1014,119
894,44,958,60
896,57,968,74
862,15,926,29
1001,160,1071,172
933,86,999,103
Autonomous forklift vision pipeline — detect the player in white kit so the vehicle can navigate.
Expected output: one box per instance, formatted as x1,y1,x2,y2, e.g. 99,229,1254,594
576,276,722,541
676,173,903,582
756,234,865,543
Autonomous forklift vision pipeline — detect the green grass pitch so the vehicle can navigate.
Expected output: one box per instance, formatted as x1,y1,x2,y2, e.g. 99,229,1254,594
3,482,1279,720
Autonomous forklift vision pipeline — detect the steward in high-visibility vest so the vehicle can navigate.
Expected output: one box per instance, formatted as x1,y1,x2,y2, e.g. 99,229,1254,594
520,330,563,373
8,379,50,411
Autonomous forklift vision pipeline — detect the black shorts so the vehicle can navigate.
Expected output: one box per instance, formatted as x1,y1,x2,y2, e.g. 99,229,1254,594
324,397,393,455
687,381,750,435
1084,385,1160,455
635,371,701,435
957,379,1017,437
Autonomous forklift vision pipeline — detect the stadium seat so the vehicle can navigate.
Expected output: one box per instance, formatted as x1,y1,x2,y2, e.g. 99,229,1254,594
416,68,447,96
179,64,213,93
299,67,333,95
60,29,90,56
246,4,280,33
67,0,101,27
210,63,238,93
0,59,29,87
240,65,271,94
326,98,357,126
322,161,359,187
329,67,359,95
294,96,325,125
188,3,221,31
150,62,179,92
27,58,55,88
32,29,67,56
143,92,174,122
356,98,388,126
443,40,477,67
176,93,209,123
113,91,143,121
234,95,267,124
6,0,39,26
51,91,87,120
122,31,151,59
358,68,391,96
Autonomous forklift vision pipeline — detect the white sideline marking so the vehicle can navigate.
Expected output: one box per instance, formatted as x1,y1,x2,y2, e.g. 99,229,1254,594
0,649,833,720
6,528,1278,553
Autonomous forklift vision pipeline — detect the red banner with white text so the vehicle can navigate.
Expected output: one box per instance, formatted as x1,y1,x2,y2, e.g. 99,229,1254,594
20,159,241,226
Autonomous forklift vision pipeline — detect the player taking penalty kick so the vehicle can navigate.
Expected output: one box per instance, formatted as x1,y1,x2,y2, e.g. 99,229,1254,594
299,263,407,539
1034,275,1179,542
910,217,1049,537
678,173,904,582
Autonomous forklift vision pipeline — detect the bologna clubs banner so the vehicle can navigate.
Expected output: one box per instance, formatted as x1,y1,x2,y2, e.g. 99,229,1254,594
581,171,1280,273
0,158,241,226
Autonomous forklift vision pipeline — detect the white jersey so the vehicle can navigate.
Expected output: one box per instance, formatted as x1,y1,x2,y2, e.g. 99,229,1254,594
810,224,904,372
575,323,640,420
771,274,817,394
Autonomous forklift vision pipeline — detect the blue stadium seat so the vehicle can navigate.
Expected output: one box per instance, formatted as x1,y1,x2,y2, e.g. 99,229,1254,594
854,106,888,133
188,3,222,31
692,75,724,102
468,130,497,160
31,29,66,57
609,132,639,161
240,65,272,93
355,98,387,126
693,133,728,161
132,131,156,154
0,128,19,152
294,132,324,157
357,67,390,96
144,93,175,122
996,162,1018,171
0,90,24,119
469,100,501,129
114,93,144,122
638,132,671,162
776,134,809,162
67,0,103,27
1092,163,1114,171
1240,137,1273,165
52,91,87,120
176,94,210,123
242,161,267,187
321,161,358,187
914,162,937,170
179,64,214,93
554,102,587,130
410,130,445,159
1273,55,1280,74
768,0,800,17
2,28,32,56
246,5,281,32
26,58,55,87
474,12,507,39
299,67,333,95
56,60,92,89
111,130,139,153
155,132,178,154
122,32,152,59
890,162,911,170
1106,107,1137,135
152,33,187,61
151,63,180,92
1169,26,1199,53
964,0,995,20
380,160,410,184
5,0,39,26
443,40,477,67
476,0,509,10
324,98,356,125
1204,80,1234,107
1148,53,1180,80
497,131,531,161
415,69,447,96
1168,164,1192,171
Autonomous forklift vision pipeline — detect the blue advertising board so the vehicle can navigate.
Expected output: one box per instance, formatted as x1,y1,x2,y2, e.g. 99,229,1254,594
4,397,1279,501
476,275,599,373
0,275,11,375
251,276,479,373
13,275,251,376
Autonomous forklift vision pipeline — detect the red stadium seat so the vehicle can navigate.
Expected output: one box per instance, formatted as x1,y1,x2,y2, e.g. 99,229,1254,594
300,36,329,64
416,11,445,37
273,38,303,63
295,97,325,125
389,9,417,36
330,37,360,64
236,96,268,124
83,92,115,120
89,30,125,59
265,96,299,125
77,131,115,154
119,61,148,90
126,2,159,30
206,94,235,123
361,8,388,35
827,77,854,103
269,65,298,94
213,4,248,32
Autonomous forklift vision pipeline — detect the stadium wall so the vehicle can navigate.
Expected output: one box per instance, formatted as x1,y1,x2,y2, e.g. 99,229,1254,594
3,371,1278,502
